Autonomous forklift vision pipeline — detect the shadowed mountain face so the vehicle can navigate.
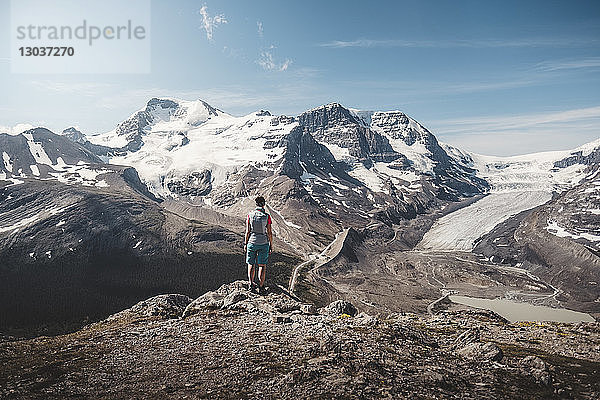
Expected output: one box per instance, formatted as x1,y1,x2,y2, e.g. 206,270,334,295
0,170,257,337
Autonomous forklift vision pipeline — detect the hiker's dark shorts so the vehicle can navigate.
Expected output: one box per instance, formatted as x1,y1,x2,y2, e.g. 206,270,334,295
246,243,270,265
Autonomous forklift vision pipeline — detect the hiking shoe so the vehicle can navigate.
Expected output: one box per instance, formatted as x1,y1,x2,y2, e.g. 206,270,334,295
258,285,267,296
247,282,256,292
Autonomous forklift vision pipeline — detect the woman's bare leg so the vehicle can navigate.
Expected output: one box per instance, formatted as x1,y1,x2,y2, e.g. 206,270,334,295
248,264,256,287
258,264,266,287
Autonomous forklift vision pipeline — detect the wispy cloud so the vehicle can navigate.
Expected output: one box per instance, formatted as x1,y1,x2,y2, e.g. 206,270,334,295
199,4,227,41
433,106,600,135
257,21,263,38
0,123,35,135
431,106,600,156
319,37,599,49
536,57,600,72
257,50,292,72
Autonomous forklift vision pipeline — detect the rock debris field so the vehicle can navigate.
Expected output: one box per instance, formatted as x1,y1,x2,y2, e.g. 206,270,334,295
1,281,599,399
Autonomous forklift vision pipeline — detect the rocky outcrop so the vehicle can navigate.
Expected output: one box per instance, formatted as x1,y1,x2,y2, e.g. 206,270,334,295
182,281,320,319
110,294,193,320
166,170,212,197
554,148,600,168
298,103,402,165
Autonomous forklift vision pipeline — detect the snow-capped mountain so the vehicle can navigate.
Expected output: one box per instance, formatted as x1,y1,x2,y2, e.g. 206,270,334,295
85,98,297,197
85,99,489,203
3,99,598,246
46,98,497,253
77,102,473,219
0,127,111,188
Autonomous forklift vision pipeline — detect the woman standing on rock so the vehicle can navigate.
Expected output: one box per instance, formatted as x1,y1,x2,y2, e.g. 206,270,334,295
244,196,273,295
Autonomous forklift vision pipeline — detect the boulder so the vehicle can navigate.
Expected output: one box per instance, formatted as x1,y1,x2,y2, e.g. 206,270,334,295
321,300,358,317
126,294,193,319
519,355,551,385
183,281,252,318
456,342,503,362
221,291,248,310
453,328,481,349
183,291,224,317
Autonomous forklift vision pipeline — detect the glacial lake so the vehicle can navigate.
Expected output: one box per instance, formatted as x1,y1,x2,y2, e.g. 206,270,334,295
449,295,596,323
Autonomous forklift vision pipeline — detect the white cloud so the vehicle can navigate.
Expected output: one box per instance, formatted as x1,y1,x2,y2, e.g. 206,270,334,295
257,50,292,72
0,123,35,135
280,59,292,71
199,4,227,41
432,106,600,135
319,37,599,49
536,58,600,72
257,21,263,38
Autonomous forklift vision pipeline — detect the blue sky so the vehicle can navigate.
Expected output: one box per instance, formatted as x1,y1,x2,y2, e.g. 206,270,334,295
1,0,599,155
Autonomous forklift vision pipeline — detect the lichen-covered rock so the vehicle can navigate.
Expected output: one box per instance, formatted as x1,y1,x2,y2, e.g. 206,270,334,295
221,291,248,310
321,300,358,317
456,342,503,362
453,327,481,349
182,281,253,318
122,294,193,319
519,355,552,385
